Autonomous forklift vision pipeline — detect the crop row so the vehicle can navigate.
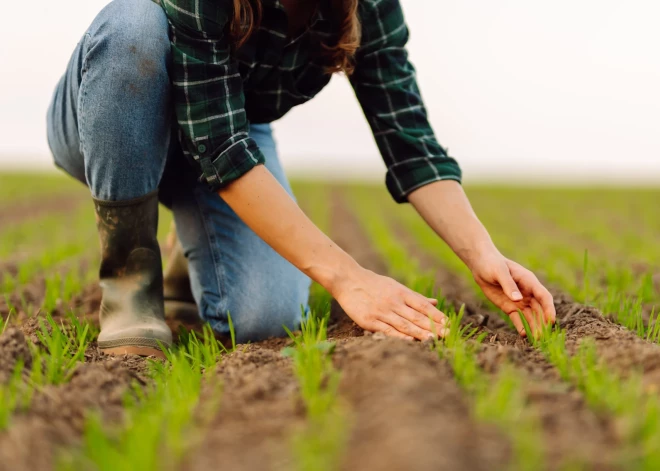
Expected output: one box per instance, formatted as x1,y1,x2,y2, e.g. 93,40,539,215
347,190,550,469
345,184,660,469
347,183,660,345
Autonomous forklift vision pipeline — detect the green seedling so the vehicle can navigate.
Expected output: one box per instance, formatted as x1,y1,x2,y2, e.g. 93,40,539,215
522,314,660,467
431,307,545,471
0,361,29,431
29,312,90,386
60,351,221,471
283,309,347,471
60,316,230,471
177,323,230,371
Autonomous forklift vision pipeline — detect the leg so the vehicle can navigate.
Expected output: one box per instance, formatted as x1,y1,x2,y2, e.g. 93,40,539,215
46,0,172,200
46,0,174,355
172,124,311,343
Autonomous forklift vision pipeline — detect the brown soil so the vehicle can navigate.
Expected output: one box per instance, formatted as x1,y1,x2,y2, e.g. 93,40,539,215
556,299,660,390
1,186,654,471
0,327,148,471
330,190,623,469
335,336,508,470
184,348,302,471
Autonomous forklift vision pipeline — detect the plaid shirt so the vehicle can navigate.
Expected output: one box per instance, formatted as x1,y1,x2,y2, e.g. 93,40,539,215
160,0,461,202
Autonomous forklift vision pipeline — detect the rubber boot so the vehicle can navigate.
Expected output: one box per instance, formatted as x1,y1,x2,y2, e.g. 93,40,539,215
94,191,172,358
163,230,199,323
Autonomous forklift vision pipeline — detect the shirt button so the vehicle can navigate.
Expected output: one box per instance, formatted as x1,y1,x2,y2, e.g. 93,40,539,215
197,144,207,153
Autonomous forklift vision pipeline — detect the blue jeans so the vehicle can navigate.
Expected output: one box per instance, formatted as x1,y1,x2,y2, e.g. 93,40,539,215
46,0,310,342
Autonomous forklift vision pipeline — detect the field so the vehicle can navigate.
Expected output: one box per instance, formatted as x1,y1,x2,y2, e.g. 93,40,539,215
1,172,659,471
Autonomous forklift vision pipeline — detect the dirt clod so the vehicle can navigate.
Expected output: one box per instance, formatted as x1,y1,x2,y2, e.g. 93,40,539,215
0,328,32,382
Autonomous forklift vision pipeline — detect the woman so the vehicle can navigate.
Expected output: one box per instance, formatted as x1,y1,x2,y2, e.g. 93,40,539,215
47,0,555,357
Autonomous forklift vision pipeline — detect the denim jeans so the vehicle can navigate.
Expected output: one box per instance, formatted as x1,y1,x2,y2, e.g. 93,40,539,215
46,0,310,342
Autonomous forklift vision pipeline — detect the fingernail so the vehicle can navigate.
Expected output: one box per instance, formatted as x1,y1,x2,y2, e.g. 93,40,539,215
512,291,523,301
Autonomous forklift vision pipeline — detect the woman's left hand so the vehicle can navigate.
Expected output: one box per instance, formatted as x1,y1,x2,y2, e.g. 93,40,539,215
470,251,556,337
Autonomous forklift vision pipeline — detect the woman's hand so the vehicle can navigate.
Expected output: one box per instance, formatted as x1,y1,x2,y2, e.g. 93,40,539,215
408,181,556,337
470,251,556,336
330,267,450,341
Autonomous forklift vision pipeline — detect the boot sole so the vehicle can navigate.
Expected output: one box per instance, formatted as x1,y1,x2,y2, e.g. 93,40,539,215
101,345,167,359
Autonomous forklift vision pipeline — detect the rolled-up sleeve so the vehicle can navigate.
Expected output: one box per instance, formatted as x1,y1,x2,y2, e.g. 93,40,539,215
162,0,264,191
350,0,462,203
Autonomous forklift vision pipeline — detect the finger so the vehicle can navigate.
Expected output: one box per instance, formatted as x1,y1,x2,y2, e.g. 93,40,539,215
508,262,556,324
427,298,439,306
496,267,523,302
531,298,546,328
396,305,438,334
521,307,539,338
372,320,415,341
509,310,526,336
533,285,556,324
380,312,436,341
405,293,448,327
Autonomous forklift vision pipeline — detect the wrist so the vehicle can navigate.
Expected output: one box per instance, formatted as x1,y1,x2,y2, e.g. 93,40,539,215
306,250,364,296
458,239,501,272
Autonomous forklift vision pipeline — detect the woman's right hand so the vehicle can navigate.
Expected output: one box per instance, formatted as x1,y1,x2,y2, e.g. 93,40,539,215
330,267,450,341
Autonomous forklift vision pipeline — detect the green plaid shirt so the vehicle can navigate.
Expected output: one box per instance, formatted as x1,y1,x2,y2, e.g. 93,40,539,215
160,0,461,202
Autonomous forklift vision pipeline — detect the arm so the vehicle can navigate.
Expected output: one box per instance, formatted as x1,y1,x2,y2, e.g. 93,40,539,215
162,0,447,340
350,0,554,335
163,0,265,191
220,166,448,340
408,180,556,335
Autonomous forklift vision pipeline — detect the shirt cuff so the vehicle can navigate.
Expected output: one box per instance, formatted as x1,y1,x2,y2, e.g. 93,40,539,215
196,136,266,192
386,156,462,203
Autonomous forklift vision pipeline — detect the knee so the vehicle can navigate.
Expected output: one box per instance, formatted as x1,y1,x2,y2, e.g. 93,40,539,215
200,284,309,344
89,0,170,90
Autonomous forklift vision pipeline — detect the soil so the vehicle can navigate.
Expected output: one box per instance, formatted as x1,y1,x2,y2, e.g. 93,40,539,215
0,327,148,471
556,299,660,390
184,348,302,471
1,187,657,470
334,337,508,470
332,190,623,469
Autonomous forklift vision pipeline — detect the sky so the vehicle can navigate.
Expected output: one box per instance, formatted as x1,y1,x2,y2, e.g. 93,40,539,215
1,0,659,183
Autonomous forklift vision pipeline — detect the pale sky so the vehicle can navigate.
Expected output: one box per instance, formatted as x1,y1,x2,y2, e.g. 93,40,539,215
1,1,659,183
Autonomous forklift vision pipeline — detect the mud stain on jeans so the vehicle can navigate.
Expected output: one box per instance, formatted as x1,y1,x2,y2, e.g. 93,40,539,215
138,58,157,79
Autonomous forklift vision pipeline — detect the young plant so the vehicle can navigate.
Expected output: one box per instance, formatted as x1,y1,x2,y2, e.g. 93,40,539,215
60,320,230,471
435,307,545,471
524,316,660,468
29,312,91,386
60,353,220,471
283,310,347,471
176,320,234,371
0,361,30,431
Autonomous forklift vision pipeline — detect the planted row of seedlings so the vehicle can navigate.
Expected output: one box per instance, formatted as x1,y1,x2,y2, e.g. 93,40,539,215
346,190,550,469
347,184,660,468
0,312,97,434
283,311,347,471
526,320,660,469
350,186,660,469
362,183,660,346
60,324,230,470
467,187,660,335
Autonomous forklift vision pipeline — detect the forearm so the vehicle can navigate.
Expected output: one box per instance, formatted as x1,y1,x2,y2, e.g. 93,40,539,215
218,165,361,292
408,180,498,270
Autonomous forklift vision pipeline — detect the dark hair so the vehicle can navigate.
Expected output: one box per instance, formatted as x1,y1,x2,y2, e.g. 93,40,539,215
230,0,361,75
